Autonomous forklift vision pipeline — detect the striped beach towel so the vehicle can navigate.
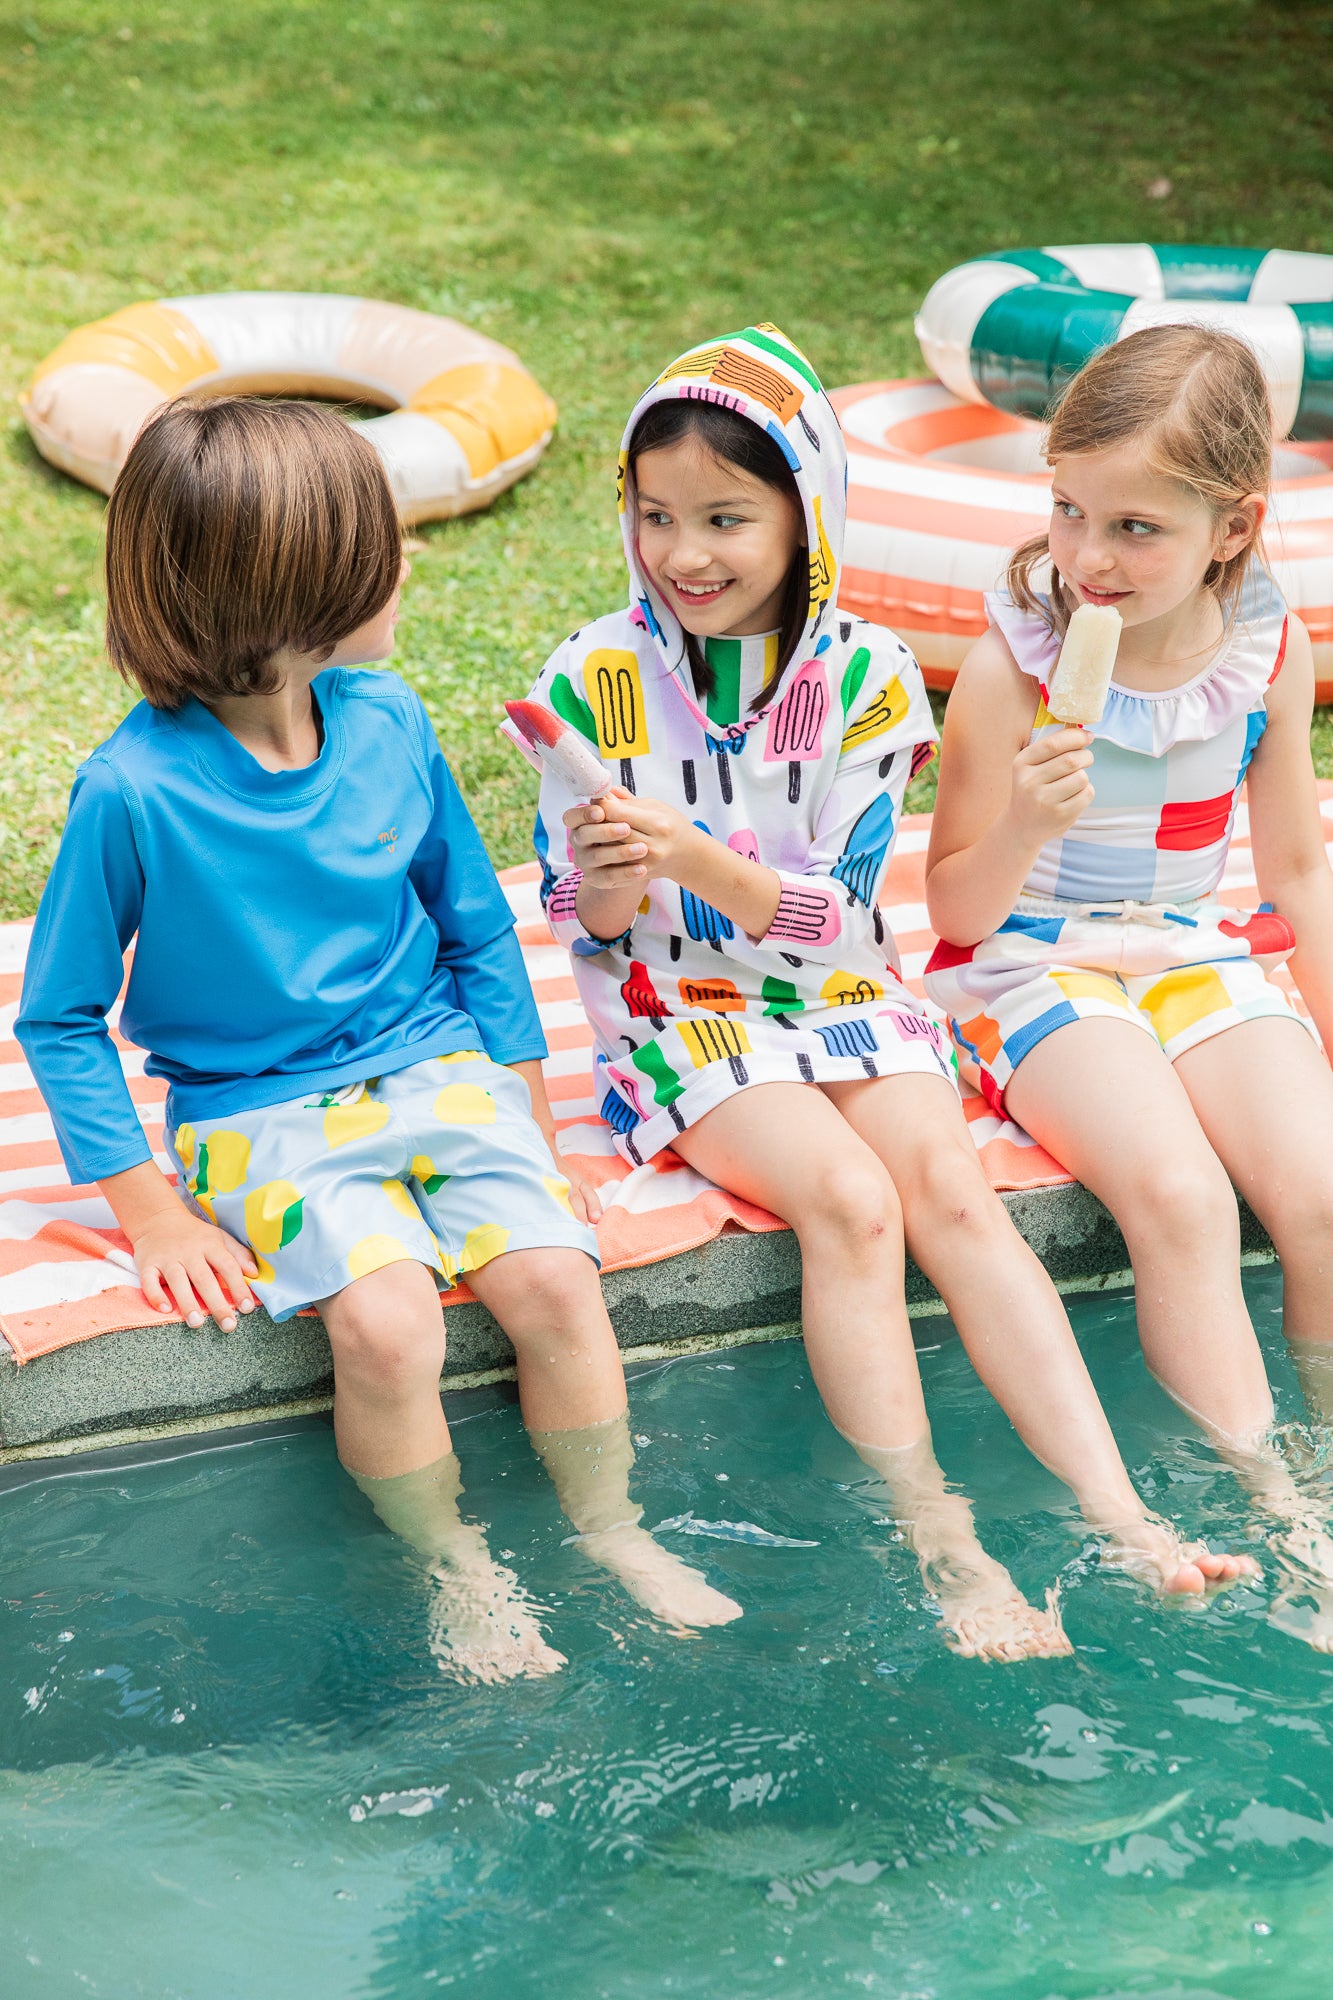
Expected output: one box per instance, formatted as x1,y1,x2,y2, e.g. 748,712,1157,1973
1,800,1323,1363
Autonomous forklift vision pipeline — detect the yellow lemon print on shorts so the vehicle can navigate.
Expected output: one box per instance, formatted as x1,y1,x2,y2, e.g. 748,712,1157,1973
323,1097,392,1150
381,1177,421,1222
173,1124,196,1172
194,1192,219,1226
199,1128,251,1194
250,1252,275,1287
435,1049,483,1066
459,1222,510,1271
347,1234,414,1280
244,1179,305,1256
543,1174,575,1217
433,1083,497,1126
410,1153,451,1194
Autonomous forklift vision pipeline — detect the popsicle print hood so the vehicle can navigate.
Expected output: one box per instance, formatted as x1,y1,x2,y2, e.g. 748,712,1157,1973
618,323,847,740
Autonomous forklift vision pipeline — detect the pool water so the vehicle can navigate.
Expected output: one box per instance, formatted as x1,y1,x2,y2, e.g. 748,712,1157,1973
4,1264,1332,1999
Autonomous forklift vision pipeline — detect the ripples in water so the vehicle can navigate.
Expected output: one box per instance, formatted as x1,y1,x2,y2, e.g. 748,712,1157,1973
2,1265,1331,1998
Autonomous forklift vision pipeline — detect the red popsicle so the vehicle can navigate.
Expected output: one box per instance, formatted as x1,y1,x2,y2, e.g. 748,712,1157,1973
504,699,615,801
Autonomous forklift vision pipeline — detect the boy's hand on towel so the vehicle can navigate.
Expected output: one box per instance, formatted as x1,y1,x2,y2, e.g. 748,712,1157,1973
563,1173,603,1226
132,1208,260,1334
100,1162,259,1333
1008,726,1095,846
505,1058,603,1226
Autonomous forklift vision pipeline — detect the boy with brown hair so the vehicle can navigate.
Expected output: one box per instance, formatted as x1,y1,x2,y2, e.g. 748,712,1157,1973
17,397,739,1678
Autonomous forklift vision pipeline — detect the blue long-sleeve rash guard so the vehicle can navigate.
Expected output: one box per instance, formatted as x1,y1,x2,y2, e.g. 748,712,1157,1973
16,668,547,1186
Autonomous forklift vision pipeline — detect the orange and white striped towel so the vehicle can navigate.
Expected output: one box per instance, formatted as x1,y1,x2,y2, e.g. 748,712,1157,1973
2,798,1324,1363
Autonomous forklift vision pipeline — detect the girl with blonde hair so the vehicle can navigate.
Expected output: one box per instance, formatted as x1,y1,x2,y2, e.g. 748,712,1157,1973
926,324,1333,1643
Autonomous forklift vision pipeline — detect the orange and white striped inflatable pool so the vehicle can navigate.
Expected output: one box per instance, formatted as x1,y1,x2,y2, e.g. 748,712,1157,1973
830,377,1333,701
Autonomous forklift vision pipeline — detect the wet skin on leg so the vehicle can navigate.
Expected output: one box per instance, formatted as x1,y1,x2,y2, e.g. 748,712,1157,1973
822,1067,1252,1596
669,1080,1070,1662
319,1259,562,1683
1003,1015,1333,1644
464,1245,742,1631
1173,1015,1333,1650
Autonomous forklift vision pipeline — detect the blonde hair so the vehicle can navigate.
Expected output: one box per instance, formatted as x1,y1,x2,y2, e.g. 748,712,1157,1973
106,398,403,709
1007,324,1274,635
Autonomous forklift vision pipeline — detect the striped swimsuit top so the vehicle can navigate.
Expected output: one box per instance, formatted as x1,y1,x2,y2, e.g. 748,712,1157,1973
990,574,1289,908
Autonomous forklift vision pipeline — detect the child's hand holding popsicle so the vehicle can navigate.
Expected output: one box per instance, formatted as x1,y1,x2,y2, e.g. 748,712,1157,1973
1006,605,1122,847
1009,727,1096,844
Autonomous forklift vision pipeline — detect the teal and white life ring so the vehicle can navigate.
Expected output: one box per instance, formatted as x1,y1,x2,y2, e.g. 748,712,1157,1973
915,245,1333,440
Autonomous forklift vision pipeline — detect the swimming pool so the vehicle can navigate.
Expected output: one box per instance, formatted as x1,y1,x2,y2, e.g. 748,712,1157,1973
3,1265,1330,1999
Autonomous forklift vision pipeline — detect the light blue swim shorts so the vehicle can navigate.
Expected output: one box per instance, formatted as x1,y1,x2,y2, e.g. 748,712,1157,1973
165,1052,598,1322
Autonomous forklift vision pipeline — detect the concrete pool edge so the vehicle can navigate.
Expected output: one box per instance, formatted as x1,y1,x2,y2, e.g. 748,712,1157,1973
0,1182,1275,1461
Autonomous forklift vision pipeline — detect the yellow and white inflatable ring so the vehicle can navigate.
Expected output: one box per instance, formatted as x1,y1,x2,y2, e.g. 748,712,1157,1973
830,376,1333,701
20,293,557,522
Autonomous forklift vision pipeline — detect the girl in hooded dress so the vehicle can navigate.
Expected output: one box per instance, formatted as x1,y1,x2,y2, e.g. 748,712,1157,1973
517,325,1252,1661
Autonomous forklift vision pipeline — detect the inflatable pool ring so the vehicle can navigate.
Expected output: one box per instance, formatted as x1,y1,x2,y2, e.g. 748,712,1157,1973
829,376,1333,700
915,244,1333,439
831,244,1333,699
20,293,557,522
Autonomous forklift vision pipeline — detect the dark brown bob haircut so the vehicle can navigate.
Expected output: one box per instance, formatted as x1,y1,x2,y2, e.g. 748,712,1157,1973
105,397,403,709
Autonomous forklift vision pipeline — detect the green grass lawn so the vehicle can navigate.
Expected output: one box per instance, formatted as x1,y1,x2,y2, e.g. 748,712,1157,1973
1,0,1330,915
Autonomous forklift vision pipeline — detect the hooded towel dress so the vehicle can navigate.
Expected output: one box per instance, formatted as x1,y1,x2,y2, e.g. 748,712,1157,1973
513,324,955,1165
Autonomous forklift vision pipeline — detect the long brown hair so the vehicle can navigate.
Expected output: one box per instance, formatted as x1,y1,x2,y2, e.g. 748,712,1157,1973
106,397,403,708
1007,324,1274,636
627,398,806,712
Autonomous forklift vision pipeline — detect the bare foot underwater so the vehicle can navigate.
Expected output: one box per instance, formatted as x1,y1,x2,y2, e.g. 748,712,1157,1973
354,1453,565,1685
534,1416,743,1633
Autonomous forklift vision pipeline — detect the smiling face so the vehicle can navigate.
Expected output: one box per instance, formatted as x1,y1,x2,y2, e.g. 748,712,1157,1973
633,436,804,639
1047,442,1265,634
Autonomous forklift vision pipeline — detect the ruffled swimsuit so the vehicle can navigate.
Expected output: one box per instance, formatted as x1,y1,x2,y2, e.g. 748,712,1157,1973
923,577,1310,1109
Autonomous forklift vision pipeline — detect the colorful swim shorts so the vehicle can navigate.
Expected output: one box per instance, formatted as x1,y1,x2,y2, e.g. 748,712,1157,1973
924,896,1310,1109
166,1052,598,1322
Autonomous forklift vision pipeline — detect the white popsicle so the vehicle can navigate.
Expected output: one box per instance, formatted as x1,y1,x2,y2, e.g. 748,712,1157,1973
1046,603,1122,725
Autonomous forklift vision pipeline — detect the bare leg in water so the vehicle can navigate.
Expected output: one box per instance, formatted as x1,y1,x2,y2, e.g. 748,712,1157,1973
529,1414,743,1633
467,1247,740,1633
821,1072,1253,1595
351,1446,565,1685
851,1436,1067,1662
1006,1016,1333,1649
670,1082,1081,1662
323,1250,738,1680
1175,1018,1333,1650
322,1259,562,1683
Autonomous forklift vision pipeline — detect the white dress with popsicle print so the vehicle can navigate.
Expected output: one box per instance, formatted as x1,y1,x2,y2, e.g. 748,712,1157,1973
515,323,957,1164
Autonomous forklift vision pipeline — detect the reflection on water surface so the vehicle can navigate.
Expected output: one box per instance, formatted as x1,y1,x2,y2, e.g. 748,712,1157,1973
2,1266,1330,1998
